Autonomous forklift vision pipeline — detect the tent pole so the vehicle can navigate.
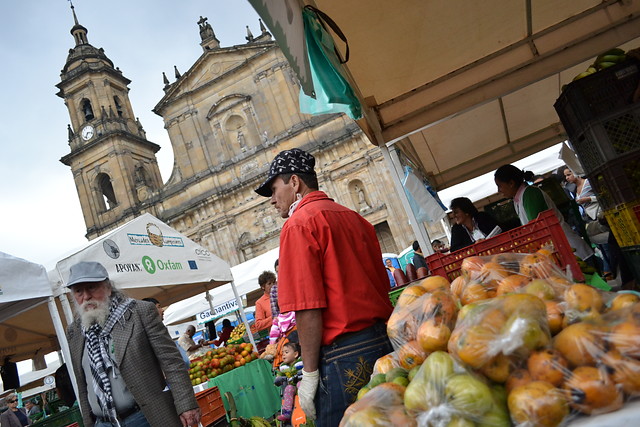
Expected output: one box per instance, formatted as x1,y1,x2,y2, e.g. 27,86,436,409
380,145,434,256
229,280,256,350
59,292,75,325
48,297,82,417
205,290,216,343
205,290,215,318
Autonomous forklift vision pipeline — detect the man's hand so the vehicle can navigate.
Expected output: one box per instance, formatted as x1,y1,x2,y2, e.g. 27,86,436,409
298,369,319,419
179,408,201,427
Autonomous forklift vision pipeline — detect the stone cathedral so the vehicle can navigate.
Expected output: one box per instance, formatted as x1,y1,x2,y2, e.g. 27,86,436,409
57,10,414,266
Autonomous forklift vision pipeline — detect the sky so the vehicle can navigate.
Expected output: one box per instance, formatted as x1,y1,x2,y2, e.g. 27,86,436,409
0,0,262,268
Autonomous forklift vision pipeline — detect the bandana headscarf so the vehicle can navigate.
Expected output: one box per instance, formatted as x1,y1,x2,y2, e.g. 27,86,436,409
287,193,304,218
83,296,135,425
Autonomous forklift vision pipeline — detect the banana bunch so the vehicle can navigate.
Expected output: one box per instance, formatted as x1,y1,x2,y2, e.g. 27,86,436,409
230,416,272,427
248,416,272,427
230,323,246,341
576,258,597,276
571,48,627,82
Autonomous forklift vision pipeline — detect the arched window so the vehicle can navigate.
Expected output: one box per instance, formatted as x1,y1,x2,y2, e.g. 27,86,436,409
374,221,397,254
97,173,117,210
81,99,94,121
113,96,123,117
134,164,150,187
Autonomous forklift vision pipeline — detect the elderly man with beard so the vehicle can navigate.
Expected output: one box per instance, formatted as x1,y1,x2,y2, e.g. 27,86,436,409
65,261,200,427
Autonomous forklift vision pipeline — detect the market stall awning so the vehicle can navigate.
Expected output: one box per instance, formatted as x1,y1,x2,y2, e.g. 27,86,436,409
258,0,640,189
163,247,279,325
0,252,63,363
53,213,233,306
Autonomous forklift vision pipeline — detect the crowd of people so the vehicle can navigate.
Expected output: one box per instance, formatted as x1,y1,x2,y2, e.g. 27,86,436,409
379,162,633,290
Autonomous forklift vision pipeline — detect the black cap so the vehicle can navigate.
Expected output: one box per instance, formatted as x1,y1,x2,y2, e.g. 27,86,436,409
255,148,316,197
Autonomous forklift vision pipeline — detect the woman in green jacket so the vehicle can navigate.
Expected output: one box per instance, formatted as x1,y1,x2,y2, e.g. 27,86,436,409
494,164,594,263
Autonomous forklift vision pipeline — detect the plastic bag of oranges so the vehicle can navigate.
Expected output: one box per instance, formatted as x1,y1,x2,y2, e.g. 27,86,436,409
448,293,551,382
386,277,458,370
506,295,640,425
450,250,573,307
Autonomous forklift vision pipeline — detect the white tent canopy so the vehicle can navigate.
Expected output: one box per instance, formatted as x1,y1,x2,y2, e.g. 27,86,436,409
163,247,279,325
438,143,567,208
53,213,233,306
0,251,69,383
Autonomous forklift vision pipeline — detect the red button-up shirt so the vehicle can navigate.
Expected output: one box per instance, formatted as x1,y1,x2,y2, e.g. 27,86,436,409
278,191,393,345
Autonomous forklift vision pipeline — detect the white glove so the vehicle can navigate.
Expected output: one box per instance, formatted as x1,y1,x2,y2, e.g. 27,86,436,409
298,369,319,420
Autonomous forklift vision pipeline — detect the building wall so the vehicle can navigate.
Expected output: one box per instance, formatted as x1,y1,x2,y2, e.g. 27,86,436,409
61,31,418,267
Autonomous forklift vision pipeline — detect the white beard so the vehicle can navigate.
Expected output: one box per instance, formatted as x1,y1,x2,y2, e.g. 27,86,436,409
77,298,110,329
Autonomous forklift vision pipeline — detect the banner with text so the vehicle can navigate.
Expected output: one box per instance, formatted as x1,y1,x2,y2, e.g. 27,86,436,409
197,298,243,324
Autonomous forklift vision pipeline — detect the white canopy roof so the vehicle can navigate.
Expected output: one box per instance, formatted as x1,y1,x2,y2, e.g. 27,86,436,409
163,247,279,325
53,213,233,306
0,252,63,363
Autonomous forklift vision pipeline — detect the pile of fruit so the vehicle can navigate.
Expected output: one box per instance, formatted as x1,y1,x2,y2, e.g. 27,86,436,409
568,48,627,83
188,343,258,386
342,251,640,426
228,323,247,343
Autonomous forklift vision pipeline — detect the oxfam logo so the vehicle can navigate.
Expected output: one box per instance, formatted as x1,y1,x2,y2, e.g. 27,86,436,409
142,256,156,274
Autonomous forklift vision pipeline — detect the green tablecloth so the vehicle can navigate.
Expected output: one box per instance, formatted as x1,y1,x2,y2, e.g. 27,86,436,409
206,359,281,420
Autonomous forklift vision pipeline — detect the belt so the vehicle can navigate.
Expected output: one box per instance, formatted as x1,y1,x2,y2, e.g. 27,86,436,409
95,404,140,423
322,321,386,351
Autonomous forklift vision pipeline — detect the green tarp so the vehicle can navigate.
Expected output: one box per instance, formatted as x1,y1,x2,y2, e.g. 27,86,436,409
207,359,281,420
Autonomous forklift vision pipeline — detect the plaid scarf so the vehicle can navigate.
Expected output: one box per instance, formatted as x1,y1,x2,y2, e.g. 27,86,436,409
83,296,135,425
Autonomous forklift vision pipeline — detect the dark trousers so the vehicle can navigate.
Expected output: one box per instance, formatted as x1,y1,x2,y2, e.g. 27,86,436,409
314,322,392,427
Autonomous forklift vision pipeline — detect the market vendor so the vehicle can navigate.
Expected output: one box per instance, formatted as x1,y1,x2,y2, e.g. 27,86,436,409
213,319,234,347
255,148,393,426
449,197,501,252
179,325,209,357
494,164,595,264
251,271,275,333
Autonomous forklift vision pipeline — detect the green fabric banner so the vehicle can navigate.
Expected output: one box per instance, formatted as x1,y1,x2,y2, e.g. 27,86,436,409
207,359,281,420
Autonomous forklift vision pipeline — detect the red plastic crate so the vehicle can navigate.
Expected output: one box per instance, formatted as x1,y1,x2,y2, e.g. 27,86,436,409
427,210,584,282
196,386,226,426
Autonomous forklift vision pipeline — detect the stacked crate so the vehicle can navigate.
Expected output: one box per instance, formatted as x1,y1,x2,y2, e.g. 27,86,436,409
554,57,640,280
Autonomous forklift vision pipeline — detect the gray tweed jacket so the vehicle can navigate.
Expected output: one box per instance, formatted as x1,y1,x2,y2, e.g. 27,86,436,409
67,300,197,427
0,407,32,427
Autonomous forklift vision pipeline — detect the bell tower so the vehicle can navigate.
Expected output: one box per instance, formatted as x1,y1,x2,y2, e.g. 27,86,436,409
57,4,162,239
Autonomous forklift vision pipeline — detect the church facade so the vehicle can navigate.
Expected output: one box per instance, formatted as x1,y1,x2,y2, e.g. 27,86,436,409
57,12,415,266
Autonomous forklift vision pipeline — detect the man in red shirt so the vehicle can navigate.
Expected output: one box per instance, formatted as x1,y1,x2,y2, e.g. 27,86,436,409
251,271,275,333
256,148,393,426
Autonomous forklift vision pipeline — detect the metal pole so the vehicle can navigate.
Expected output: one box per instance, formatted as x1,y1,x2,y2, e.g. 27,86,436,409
58,292,75,325
380,144,434,256
229,281,256,350
47,297,81,416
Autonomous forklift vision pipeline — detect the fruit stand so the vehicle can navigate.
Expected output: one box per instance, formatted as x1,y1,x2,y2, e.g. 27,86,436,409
342,245,640,426
189,344,280,423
